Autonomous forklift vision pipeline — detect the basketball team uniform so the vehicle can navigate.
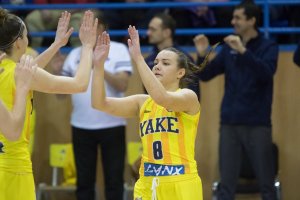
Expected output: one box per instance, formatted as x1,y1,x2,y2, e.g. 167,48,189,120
0,59,35,200
134,95,203,200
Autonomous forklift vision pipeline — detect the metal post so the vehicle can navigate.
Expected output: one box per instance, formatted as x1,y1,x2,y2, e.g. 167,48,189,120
52,167,58,186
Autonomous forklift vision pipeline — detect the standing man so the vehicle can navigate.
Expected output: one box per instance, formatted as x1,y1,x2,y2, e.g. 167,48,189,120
52,12,133,200
194,1,278,200
145,12,200,99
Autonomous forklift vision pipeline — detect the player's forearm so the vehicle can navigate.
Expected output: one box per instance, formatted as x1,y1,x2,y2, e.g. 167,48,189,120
73,46,93,92
91,64,107,110
34,42,61,69
135,56,167,103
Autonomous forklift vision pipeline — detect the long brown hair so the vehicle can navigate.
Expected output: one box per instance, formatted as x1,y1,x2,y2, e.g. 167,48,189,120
0,9,25,55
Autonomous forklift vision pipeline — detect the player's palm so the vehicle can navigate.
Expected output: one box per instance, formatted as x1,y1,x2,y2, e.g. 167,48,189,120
54,11,73,47
79,10,98,48
93,32,110,67
127,26,142,60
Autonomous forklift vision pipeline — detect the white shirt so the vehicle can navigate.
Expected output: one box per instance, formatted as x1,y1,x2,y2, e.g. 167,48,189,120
62,41,133,129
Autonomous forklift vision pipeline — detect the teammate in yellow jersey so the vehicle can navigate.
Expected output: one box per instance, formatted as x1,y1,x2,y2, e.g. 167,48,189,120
0,9,98,200
91,26,213,200
0,54,36,140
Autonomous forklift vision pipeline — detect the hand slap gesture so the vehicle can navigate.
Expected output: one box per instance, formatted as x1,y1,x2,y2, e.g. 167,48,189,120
79,10,98,48
54,11,74,47
93,31,110,68
127,25,142,61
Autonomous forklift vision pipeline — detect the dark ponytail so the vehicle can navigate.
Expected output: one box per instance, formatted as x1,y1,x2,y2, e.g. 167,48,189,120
0,9,25,55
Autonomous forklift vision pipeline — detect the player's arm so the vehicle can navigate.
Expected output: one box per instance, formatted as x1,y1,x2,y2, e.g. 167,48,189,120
34,11,73,69
127,26,199,114
30,11,97,94
94,94,147,118
0,55,36,140
91,32,146,118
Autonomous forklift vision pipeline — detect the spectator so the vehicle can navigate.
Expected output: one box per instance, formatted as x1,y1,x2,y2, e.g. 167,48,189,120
169,0,223,45
145,12,201,99
52,11,133,200
170,0,216,29
293,42,300,67
25,0,98,47
194,0,278,199
103,0,164,42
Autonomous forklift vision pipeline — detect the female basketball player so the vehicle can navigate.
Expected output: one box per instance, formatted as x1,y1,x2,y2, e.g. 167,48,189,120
0,9,98,200
91,26,212,200
0,54,36,140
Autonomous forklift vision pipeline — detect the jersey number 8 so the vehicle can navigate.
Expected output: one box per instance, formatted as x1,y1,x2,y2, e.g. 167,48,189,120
153,141,163,160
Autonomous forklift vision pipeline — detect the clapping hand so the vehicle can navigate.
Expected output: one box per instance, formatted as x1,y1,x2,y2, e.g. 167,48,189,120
224,35,246,54
193,34,210,57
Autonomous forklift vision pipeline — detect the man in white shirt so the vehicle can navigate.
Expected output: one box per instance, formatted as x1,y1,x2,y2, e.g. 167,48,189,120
53,12,132,200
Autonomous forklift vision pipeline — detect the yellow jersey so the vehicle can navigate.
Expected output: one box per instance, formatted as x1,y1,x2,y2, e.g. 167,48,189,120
0,58,33,173
139,95,200,177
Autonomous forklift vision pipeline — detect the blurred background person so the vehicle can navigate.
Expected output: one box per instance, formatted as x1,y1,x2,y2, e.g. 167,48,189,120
52,11,133,200
194,0,278,199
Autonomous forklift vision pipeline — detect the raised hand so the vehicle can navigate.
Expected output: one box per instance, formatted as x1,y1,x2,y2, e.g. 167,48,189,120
79,10,98,48
127,25,142,61
93,31,110,68
15,55,37,92
193,34,210,57
54,11,74,47
223,35,246,54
